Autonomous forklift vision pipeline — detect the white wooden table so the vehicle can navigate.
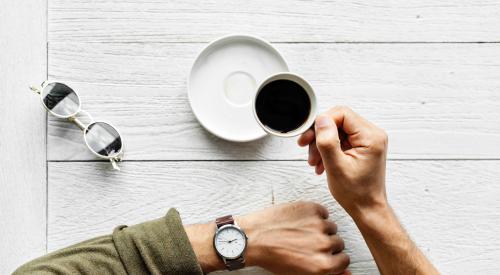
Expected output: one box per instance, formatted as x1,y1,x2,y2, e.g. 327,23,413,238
2,1,500,274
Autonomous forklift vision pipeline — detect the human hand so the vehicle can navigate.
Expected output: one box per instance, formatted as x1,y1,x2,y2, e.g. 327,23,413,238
240,201,350,275
186,201,350,274
298,106,388,218
296,107,440,275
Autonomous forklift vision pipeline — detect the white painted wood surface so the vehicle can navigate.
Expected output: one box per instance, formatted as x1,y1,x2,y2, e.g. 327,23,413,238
48,0,500,42
0,0,47,274
0,0,498,274
47,43,500,160
48,161,500,274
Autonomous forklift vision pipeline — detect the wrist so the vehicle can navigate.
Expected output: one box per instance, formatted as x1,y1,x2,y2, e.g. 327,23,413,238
349,201,405,239
347,199,391,223
184,222,224,273
235,215,261,267
185,215,262,273
354,202,391,224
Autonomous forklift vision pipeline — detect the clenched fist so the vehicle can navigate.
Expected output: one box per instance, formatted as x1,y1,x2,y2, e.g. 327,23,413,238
240,201,351,275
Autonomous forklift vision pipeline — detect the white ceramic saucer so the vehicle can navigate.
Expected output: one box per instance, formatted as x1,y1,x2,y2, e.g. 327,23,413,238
188,34,289,142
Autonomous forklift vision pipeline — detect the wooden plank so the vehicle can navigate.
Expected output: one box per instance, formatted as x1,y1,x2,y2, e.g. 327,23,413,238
48,161,500,274
0,0,47,273
48,0,500,42
47,43,500,160
47,161,273,249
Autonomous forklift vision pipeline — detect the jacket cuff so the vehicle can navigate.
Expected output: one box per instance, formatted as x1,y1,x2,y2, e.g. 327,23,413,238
112,208,203,275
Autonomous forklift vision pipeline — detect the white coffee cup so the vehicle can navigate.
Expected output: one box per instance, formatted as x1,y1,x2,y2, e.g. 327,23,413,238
253,72,317,137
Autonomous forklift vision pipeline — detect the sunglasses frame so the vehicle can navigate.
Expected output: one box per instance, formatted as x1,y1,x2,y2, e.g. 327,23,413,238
30,81,124,170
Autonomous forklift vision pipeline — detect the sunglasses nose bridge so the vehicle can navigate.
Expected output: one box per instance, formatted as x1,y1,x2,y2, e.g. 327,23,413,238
68,116,87,130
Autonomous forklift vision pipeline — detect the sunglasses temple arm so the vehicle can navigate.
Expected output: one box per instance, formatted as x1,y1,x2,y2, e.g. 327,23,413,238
29,86,41,94
110,158,121,171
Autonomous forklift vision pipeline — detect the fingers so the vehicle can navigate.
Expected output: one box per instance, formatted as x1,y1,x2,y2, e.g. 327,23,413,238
314,115,346,170
305,140,323,174
319,232,344,253
329,252,350,275
294,201,330,219
326,106,386,151
312,106,386,174
314,203,330,219
329,234,345,253
335,269,352,275
300,129,324,174
308,141,322,167
318,233,348,275
321,220,337,235
298,128,315,147
325,106,371,137
315,160,325,175
300,106,378,153
316,252,350,275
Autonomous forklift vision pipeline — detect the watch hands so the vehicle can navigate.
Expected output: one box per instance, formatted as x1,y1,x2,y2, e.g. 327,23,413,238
219,239,239,243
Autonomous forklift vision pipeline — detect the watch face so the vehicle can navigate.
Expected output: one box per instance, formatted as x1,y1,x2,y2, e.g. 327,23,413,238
214,226,247,259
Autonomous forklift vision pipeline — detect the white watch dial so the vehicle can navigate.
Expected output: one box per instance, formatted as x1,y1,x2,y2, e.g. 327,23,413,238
215,226,246,259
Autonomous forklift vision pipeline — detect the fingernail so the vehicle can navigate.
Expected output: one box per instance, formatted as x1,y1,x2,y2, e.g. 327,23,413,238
316,116,331,128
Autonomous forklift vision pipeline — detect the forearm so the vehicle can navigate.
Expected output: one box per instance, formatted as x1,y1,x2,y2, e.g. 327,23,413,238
351,203,439,275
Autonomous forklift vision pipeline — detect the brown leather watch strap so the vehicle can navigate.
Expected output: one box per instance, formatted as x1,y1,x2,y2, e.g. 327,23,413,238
215,215,234,228
226,256,245,271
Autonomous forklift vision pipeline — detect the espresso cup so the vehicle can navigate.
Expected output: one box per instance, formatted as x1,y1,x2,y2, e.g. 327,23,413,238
253,72,317,137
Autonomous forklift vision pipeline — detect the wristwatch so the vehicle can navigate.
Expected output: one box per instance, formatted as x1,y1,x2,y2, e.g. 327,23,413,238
213,215,248,270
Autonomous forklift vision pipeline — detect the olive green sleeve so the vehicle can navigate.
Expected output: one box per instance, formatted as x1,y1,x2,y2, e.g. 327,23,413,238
13,208,203,275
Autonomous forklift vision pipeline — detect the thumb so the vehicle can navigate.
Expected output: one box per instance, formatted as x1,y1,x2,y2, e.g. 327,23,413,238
314,115,345,169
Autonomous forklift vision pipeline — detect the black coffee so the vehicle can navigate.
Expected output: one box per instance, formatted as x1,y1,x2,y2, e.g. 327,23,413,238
255,79,311,133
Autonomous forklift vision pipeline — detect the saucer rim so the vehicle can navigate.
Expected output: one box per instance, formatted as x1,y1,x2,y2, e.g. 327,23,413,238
187,33,290,142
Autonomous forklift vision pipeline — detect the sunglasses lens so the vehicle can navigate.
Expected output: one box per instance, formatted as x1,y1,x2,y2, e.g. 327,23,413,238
42,82,80,117
84,122,122,158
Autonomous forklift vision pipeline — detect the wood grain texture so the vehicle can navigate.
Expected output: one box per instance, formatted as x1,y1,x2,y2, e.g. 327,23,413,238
47,42,500,160
0,0,47,274
48,0,500,42
47,161,274,249
48,161,500,274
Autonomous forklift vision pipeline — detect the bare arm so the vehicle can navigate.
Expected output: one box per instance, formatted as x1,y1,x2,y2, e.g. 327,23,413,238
299,106,439,275
353,203,438,275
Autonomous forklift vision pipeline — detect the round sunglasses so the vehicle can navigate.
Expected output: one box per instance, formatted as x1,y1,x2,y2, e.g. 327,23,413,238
30,81,124,170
